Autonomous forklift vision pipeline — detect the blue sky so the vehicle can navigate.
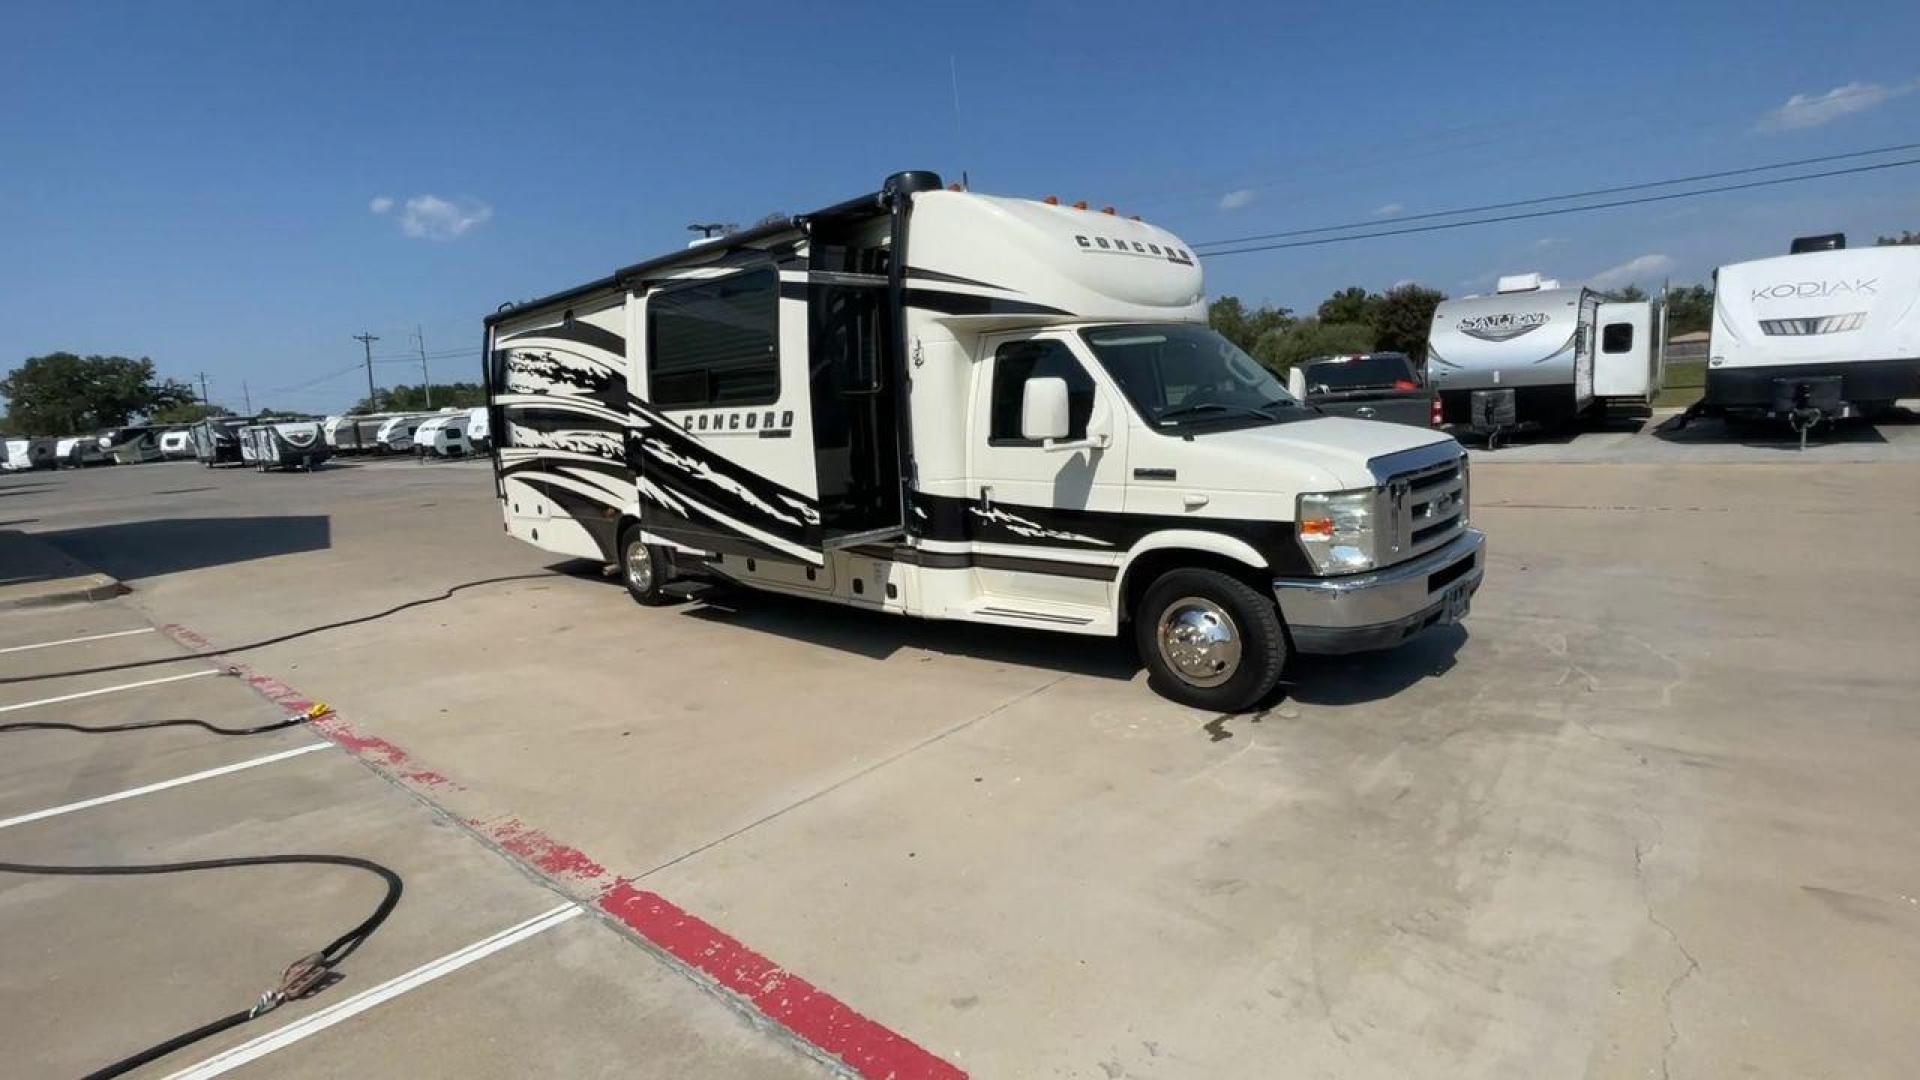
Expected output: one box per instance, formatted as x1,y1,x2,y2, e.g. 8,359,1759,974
3,0,1918,414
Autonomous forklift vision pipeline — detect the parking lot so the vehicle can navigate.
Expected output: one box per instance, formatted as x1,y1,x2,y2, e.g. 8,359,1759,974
5,418,1920,1079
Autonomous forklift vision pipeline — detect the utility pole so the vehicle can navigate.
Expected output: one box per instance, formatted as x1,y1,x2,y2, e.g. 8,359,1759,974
197,372,210,405
353,332,380,409
242,380,253,415
416,325,432,409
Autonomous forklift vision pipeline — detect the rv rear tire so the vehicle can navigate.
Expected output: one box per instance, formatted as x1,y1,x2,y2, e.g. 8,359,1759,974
618,526,672,606
1134,568,1286,713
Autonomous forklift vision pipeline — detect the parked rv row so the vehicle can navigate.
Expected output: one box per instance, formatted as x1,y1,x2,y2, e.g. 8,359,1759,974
320,406,491,458
4,425,194,471
5,406,494,475
1428,232,1919,446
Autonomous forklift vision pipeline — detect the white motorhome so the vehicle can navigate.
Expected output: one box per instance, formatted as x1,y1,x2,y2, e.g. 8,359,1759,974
1702,234,1920,424
414,413,473,458
486,171,1484,711
1426,273,1661,441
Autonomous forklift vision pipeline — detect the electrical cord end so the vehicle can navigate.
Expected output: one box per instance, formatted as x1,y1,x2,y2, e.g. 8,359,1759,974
253,952,332,1017
303,702,333,720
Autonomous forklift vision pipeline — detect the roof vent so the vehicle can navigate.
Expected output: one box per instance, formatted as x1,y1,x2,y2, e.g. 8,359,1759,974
1789,233,1846,254
883,171,945,197
1495,273,1558,293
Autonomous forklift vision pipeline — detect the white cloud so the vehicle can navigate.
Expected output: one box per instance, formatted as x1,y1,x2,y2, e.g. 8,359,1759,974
1534,236,1568,248
1373,203,1404,217
1586,253,1674,291
1758,79,1913,132
1391,278,1417,290
396,194,493,240
369,195,394,214
1218,188,1256,211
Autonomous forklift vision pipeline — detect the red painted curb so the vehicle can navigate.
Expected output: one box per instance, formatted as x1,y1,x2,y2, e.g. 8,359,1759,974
601,881,965,1080
154,619,966,1079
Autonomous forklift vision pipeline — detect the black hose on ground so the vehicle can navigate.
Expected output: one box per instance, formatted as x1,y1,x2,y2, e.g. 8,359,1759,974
0,573,553,687
0,854,403,1079
0,713,315,736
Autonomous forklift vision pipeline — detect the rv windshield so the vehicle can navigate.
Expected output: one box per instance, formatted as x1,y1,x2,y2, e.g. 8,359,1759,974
1080,324,1302,429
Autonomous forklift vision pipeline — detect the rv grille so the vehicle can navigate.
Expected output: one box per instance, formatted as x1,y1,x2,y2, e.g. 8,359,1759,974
1759,313,1866,336
1378,455,1467,564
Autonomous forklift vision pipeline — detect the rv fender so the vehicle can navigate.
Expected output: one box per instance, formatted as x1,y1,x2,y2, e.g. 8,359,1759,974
1115,530,1269,623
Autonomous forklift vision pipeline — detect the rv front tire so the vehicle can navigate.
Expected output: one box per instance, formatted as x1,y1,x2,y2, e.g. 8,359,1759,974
618,526,672,606
1134,567,1287,713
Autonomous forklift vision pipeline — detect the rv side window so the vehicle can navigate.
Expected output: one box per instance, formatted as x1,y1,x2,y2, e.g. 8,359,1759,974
1602,322,1633,354
647,267,781,409
988,339,1093,443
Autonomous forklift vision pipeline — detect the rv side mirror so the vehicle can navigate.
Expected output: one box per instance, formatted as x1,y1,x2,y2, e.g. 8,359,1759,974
1021,377,1072,442
1286,368,1307,400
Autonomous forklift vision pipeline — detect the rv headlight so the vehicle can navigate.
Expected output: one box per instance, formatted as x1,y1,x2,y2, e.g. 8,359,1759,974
1296,490,1376,574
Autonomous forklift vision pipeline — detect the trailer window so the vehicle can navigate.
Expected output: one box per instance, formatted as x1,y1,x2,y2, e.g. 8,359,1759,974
647,268,781,408
1602,322,1633,354
989,339,1093,443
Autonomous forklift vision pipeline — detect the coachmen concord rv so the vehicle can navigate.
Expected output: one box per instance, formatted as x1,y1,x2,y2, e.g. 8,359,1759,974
486,171,1484,711
1426,273,1662,444
1700,234,1920,429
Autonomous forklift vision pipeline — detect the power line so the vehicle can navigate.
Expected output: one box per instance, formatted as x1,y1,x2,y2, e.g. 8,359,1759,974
1191,140,1920,249
1199,156,1920,259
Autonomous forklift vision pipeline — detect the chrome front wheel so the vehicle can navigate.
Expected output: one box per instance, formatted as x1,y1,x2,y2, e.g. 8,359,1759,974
1155,596,1242,687
624,537,654,593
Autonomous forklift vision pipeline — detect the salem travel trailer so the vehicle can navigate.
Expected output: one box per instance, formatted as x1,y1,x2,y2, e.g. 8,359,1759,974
1426,274,1663,442
485,170,1484,711
157,428,195,459
98,426,165,464
414,413,473,458
241,421,332,471
190,416,249,466
1701,235,1920,428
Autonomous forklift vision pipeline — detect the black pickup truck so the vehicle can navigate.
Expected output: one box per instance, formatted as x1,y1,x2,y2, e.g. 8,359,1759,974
1288,352,1435,427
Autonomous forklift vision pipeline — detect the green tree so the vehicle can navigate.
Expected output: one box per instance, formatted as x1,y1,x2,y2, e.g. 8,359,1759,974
1875,230,1919,246
1208,296,1295,354
348,382,488,414
1369,283,1447,360
1253,319,1377,373
1316,286,1379,326
147,401,231,425
1598,284,1648,303
0,353,196,434
1664,284,1714,336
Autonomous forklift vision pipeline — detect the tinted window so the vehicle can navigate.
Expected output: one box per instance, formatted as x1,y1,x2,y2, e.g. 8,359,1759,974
648,268,780,408
1299,354,1419,392
1602,322,1633,354
989,339,1093,442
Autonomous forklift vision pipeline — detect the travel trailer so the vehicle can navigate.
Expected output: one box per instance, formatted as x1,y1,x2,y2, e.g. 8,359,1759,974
54,436,109,468
190,416,249,466
1426,273,1662,443
466,405,492,452
241,420,332,471
157,428,195,459
485,170,1484,711
324,413,395,453
4,437,57,471
414,412,473,458
1698,234,1920,433
373,414,432,454
97,426,164,464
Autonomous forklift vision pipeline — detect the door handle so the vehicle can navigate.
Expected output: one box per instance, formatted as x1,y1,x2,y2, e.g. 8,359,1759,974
978,485,993,511
1183,493,1209,510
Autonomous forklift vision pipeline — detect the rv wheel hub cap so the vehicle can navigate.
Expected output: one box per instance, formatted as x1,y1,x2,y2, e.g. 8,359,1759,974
624,540,652,592
1157,597,1240,687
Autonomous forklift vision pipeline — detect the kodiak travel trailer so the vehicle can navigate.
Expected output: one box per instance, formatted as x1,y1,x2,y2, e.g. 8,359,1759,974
1699,234,1920,436
485,171,1484,711
241,420,332,471
1426,274,1662,445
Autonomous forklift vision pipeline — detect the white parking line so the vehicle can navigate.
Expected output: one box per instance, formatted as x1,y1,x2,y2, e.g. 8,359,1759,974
0,627,156,655
0,742,330,830
0,668,223,714
166,903,584,1079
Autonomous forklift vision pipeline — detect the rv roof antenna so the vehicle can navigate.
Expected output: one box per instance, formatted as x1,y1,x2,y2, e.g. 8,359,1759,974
950,55,971,188
687,222,730,239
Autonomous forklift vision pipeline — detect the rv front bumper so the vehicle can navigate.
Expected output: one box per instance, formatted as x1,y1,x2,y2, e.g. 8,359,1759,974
1273,529,1485,654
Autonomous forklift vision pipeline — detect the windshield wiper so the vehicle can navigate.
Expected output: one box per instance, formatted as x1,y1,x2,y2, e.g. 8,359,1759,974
1156,402,1281,425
